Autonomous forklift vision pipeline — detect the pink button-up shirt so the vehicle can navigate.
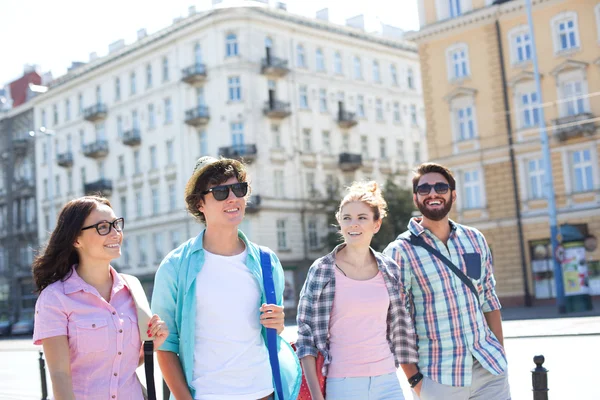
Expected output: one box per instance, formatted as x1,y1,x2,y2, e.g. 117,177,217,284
33,266,144,400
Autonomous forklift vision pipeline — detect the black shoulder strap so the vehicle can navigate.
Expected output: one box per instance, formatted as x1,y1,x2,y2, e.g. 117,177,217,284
402,234,480,306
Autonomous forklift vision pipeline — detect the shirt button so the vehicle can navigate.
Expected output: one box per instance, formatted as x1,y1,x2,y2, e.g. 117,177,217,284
92,324,96,328
114,372,118,376
112,311,116,315
118,352,122,355
112,396,116,399
119,329,123,333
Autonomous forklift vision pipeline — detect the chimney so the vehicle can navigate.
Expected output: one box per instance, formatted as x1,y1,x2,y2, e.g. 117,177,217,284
89,52,98,61
137,29,147,40
276,2,287,11
188,5,196,16
316,8,329,21
108,39,125,53
345,15,365,30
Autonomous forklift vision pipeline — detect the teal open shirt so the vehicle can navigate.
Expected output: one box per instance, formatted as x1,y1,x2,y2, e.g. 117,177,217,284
151,229,301,400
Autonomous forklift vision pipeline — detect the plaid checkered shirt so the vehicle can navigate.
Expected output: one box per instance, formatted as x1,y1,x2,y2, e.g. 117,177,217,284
296,244,419,376
384,218,508,387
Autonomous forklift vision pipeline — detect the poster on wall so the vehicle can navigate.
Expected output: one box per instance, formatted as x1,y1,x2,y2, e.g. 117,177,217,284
283,270,296,309
562,244,590,296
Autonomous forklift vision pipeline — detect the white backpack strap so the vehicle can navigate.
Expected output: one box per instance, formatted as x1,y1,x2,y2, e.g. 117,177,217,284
121,273,154,341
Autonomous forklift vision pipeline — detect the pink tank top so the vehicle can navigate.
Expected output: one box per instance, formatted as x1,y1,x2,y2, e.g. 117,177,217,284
327,268,396,378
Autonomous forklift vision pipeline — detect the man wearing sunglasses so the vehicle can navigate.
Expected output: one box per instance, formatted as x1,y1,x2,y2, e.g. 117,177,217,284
151,156,301,400
384,163,510,400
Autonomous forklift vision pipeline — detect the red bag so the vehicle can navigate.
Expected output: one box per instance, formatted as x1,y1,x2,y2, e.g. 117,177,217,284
291,343,326,400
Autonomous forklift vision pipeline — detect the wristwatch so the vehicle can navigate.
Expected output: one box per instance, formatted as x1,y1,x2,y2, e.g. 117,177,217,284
408,371,424,388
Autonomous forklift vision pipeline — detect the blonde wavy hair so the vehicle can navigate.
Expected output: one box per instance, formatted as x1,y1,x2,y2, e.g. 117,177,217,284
335,180,388,222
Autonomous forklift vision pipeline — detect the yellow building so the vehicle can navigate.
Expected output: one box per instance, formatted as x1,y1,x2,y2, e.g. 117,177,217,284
408,0,600,306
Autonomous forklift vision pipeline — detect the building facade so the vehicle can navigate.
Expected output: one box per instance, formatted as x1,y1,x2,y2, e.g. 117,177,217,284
31,4,426,312
410,0,600,305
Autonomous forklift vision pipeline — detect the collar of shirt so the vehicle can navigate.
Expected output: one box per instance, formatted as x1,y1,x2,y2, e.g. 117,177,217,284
62,265,127,298
407,217,459,238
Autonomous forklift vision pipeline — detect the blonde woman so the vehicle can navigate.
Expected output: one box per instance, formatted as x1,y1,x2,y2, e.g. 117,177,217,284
296,181,419,400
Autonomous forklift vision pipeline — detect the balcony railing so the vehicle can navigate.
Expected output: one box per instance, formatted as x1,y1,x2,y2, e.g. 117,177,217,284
552,112,596,141
82,140,109,159
122,129,141,146
84,179,113,197
83,103,108,122
261,56,289,77
184,106,210,127
263,100,291,119
218,144,258,164
245,195,261,214
57,152,74,168
181,63,207,85
337,110,358,128
338,152,362,171
12,135,33,157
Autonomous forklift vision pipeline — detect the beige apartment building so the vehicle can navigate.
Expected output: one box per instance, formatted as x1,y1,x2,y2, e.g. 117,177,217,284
409,0,600,305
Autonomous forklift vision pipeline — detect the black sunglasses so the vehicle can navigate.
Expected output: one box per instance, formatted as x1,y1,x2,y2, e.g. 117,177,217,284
81,217,125,236
415,183,451,196
202,182,248,201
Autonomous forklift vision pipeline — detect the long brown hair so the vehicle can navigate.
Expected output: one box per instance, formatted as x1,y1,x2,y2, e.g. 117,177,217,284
33,196,112,292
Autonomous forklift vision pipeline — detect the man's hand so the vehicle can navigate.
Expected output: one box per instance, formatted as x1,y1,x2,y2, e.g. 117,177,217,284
260,303,285,334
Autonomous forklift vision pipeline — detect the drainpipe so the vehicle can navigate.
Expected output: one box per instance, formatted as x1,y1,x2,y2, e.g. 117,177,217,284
495,19,532,306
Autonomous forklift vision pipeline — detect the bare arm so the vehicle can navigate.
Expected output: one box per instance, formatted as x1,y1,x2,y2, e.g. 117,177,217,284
157,351,193,400
484,309,504,347
300,356,325,400
42,336,75,400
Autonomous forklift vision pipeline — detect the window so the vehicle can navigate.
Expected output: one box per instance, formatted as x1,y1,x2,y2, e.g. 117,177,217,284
552,13,580,53
152,188,160,215
463,170,482,209
117,116,123,138
130,71,136,95
410,104,418,126
132,110,140,130
98,160,105,179
169,183,177,211
230,123,245,153
390,65,398,86
296,45,306,68
148,103,156,129
407,68,415,89
353,57,362,79
322,131,331,155
55,176,61,196
316,49,325,72
226,33,238,57
527,158,545,199
397,139,405,161
53,104,58,125
562,80,585,116
153,233,164,262
456,106,475,140
170,230,181,249
510,28,532,64
199,131,208,155
150,146,157,169
166,140,174,164
414,143,421,163
228,76,241,101
42,143,48,164
342,134,350,152
393,102,401,123
449,0,462,18
115,78,121,101
95,85,102,104
162,56,169,82
78,94,83,115
135,191,143,218
276,220,287,250
272,125,282,148
520,92,540,128
308,220,318,249
81,167,86,186
306,172,316,194
164,98,173,123
379,138,387,159
303,129,312,152
334,52,342,74
572,149,593,193
67,171,73,193
134,150,141,174
319,89,327,112
447,44,469,80
372,60,381,82
146,64,153,88
137,235,147,265
274,170,285,197
299,85,308,109
361,136,369,158
41,109,47,127
357,95,365,117
118,155,125,178
376,99,384,121
65,99,71,121
195,43,203,65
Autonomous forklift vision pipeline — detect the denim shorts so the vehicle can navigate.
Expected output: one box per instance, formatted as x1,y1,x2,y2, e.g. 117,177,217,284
326,372,405,400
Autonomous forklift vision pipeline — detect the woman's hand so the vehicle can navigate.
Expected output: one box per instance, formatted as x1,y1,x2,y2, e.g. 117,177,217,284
259,304,285,335
147,314,169,350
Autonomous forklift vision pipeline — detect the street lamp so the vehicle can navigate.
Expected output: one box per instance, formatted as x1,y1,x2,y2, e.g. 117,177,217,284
29,127,56,231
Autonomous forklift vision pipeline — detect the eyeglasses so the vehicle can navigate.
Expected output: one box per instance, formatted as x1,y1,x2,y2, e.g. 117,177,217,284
202,182,248,201
415,183,451,196
81,217,125,236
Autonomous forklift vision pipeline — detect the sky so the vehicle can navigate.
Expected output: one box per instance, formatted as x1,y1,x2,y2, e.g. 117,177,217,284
0,0,420,86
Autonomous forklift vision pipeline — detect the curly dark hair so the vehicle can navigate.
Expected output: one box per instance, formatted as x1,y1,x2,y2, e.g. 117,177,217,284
32,196,112,292
412,163,456,193
184,159,249,224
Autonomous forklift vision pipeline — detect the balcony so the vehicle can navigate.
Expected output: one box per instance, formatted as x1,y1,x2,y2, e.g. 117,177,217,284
181,63,207,85
245,195,261,214
337,110,358,129
184,106,210,127
552,112,596,141
12,135,33,158
218,144,258,164
263,100,291,119
338,153,362,172
83,103,108,122
261,56,289,77
82,140,109,159
84,179,113,197
122,129,141,146
13,178,35,197
57,152,74,168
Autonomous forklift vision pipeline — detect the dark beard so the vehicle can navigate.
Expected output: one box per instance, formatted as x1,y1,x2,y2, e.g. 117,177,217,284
417,197,453,221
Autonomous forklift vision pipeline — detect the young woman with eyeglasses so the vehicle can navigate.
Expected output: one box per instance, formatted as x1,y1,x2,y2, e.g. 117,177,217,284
32,196,168,400
296,181,419,400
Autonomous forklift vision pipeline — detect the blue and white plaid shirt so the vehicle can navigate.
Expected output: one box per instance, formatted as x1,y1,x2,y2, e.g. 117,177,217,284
296,244,419,376
384,218,507,387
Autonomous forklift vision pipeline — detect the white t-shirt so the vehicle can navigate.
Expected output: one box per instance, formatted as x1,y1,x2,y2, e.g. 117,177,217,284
191,248,273,400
